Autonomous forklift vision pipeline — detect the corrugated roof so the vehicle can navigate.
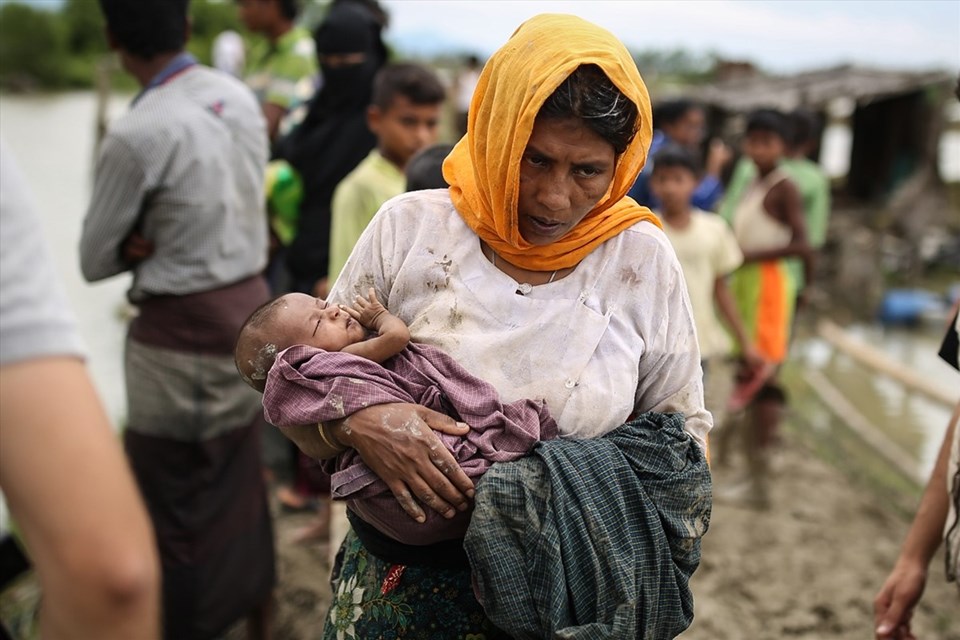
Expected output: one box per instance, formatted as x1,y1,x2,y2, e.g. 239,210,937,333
691,65,954,112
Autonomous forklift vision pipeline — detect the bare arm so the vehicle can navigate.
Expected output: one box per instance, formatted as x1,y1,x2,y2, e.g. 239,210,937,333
262,102,285,142
0,357,160,638
874,400,959,639
742,179,813,286
713,275,764,369
340,287,411,363
282,423,350,460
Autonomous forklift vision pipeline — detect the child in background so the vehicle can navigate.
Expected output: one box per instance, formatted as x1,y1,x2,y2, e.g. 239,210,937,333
648,144,764,462
719,108,831,306
721,109,813,507
237,0,317,142
327,63,445,282
234,289,557,546
628,99,732,211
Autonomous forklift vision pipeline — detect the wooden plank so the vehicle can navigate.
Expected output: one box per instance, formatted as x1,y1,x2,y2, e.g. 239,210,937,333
817,319,959,406
803,368,926,485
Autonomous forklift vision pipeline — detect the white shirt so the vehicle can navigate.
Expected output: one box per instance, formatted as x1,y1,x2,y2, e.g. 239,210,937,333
212,30,246,78
329,189,711,448
456,68,480,112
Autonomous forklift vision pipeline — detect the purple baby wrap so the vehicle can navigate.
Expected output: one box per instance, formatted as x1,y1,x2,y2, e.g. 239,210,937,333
263,342,558,544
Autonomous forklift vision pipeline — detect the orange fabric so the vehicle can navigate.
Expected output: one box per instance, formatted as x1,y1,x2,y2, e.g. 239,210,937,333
755,261,789,363
442,13,660,272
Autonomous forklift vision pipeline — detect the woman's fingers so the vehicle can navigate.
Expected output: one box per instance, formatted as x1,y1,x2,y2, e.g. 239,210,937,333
387,483,426,522
417,407,475,497
382,457,460,521
405,426,470,513
406,471,459,518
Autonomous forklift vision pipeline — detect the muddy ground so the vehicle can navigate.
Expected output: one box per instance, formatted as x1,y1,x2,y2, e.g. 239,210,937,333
3,423,957,639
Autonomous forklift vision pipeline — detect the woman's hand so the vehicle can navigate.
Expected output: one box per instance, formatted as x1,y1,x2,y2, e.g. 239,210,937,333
332,403,474,522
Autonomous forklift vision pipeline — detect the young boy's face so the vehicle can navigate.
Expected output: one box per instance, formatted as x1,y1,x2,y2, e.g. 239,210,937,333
650,165,697,213
663,107,706,148
369,95,441,169
743,129,785,172
271,293,367,353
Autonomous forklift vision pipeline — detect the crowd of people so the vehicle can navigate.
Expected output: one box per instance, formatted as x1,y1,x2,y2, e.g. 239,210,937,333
0,0,956,638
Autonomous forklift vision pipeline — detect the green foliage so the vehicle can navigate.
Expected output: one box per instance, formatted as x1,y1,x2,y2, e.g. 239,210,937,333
0,0,254,90
632,48,719,84
0,3,67,88
61,0,107,56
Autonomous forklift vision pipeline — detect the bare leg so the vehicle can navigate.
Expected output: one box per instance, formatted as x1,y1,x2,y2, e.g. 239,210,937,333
289,497,331,544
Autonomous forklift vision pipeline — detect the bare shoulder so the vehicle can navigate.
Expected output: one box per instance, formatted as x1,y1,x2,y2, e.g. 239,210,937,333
771,173,800,200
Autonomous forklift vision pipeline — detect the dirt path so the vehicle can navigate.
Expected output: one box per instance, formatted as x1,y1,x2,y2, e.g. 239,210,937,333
682,438,959,639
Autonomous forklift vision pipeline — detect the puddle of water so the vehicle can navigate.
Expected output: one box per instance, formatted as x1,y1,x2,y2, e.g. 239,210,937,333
792,323,956,479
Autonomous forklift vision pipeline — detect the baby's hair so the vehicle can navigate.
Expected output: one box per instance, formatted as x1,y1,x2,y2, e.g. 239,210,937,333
651,143,701,177
235,296,288,392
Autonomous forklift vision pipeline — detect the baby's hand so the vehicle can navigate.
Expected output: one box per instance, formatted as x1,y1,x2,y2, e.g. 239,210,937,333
342,287,389,330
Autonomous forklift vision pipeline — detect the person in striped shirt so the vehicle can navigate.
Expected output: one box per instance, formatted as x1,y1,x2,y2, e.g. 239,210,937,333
81,1,276,637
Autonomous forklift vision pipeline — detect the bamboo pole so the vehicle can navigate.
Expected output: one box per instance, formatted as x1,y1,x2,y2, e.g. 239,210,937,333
803,368,926,485
817,319,959,407
92,55,115,171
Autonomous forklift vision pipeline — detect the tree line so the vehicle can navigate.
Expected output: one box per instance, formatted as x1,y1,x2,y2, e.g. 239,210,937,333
0,0,245,90
0,0,722,92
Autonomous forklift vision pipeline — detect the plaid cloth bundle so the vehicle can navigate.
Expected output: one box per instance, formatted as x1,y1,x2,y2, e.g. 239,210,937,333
465,412,712,639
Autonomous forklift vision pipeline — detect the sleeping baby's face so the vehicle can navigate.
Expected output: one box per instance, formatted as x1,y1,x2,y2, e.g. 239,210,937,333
270,293,367,353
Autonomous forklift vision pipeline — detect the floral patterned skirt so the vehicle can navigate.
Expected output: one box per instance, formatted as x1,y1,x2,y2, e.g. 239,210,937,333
323,529,510,640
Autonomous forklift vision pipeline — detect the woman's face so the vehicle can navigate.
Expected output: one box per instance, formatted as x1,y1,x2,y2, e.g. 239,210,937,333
517,117,616,246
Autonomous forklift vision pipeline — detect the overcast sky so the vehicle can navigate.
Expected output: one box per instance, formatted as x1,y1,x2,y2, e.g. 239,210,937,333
382,0,960,73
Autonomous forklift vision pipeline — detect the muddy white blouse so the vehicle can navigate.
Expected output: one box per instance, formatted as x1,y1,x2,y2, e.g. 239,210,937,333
328,188,711,447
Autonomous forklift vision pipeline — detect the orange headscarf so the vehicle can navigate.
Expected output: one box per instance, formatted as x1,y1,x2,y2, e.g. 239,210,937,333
443,13,660,272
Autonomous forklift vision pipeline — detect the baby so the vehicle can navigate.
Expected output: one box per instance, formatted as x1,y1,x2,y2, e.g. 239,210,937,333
235,288,557,545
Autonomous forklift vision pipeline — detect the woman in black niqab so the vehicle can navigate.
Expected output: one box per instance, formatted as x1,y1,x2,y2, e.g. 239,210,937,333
277,0,388,295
